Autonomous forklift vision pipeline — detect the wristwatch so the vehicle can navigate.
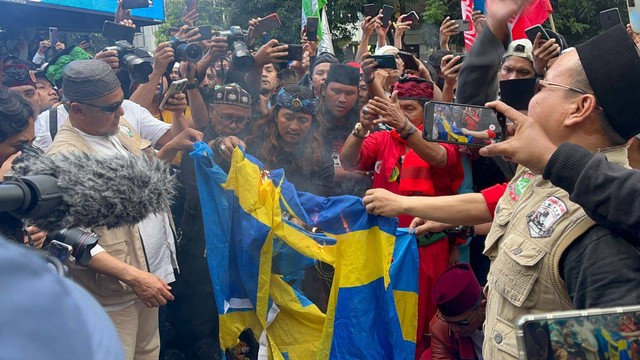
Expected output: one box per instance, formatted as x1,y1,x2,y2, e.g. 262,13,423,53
352,123,370,139
186,81,200,90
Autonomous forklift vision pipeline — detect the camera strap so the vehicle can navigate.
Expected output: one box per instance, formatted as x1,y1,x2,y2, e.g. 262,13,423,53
49,104,59,141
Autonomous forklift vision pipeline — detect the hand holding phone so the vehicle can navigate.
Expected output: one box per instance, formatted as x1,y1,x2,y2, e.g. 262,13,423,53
381,5,395,28
255,13,281,35
363,4,377,18
404,11,419,25
306,16,319,42
600,8,622,31
370,54,397,69
397,51,419,71
278,44,303,61
452,19,471,32
159,79,188,111
49,27,59,48
525,25,550,45
423,102,505,146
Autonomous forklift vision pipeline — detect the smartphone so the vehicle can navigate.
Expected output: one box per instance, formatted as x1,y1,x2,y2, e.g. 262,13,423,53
628,0,640,32
404,11,420,24
121,0,151,10
423,102,505,146
47,240,72,264
49,27,58,46
525,24,550,44
452,53,466,64
453,19,471,32
159,78,188,110
516,305,640,360
363,4,377,18
381,4,395,27
102,21,136,43
370,54,397,69
255,13,281,35
599,8,622,31
398,51,419,71
279,44,303,61
185,0,198,13
306,16,319,42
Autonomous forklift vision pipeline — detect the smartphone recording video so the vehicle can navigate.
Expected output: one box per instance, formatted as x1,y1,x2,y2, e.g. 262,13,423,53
423,102,505,146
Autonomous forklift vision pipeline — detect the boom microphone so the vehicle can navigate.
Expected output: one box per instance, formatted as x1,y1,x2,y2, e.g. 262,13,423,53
8,152,176,232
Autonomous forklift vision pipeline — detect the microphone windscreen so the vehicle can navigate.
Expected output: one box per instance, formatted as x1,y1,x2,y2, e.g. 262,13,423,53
13,152,176,232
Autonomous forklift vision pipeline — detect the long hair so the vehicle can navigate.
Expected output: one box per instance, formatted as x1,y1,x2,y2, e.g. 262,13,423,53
246,85,324,175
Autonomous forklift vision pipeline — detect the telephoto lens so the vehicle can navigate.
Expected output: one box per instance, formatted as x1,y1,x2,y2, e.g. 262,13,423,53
170,39,203,63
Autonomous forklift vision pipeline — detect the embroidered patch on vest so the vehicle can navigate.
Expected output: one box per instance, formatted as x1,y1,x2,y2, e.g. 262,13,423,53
388,166,400,182
509,172,534,202
526,196,568,238
119,125,134,138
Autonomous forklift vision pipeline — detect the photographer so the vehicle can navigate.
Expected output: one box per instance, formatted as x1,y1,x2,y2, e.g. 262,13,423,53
0,86,47,249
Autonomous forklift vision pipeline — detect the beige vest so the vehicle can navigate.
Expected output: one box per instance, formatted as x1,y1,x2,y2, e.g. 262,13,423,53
482,145,629,359
46,118,159,306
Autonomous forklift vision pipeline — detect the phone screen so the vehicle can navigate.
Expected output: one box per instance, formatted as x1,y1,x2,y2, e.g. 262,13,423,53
159,79,188,110
280,44,303,61
423,102,504,146
398,51,419,71
521,309,640,360
306,17,319,41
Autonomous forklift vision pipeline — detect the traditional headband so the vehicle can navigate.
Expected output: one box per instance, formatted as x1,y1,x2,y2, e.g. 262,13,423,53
274,87,319,115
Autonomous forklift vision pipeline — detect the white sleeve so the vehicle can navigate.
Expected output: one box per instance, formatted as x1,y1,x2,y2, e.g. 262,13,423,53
32,52,46,66
89,244,106,257
34,112,53,151
121,100,171,147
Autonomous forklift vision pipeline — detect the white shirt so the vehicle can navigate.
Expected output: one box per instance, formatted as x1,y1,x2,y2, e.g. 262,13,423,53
35,99,171,151
74,127,178,311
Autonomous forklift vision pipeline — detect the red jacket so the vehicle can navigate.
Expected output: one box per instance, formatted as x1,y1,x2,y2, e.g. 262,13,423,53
423,316,478,360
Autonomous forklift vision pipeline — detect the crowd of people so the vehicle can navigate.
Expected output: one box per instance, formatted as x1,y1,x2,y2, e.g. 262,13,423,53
1,0,640,359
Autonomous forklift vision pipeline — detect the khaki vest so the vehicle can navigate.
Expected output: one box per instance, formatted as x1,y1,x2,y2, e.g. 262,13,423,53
482,145,629,359
46,118,159,306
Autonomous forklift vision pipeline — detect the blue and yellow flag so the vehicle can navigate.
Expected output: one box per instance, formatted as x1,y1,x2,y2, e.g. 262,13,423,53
191,142,418,359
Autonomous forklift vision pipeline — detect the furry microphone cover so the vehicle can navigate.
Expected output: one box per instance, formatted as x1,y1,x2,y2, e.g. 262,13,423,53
13,152,176,232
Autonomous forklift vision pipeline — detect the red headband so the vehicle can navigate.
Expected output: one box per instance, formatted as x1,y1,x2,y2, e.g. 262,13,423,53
391,76,434,100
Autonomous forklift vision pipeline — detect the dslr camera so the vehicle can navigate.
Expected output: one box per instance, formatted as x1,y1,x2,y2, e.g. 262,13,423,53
102,40,154,84
168,37,203,63
218,26,254,72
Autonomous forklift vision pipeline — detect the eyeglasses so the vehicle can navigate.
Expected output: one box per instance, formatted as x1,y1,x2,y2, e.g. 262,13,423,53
535,79,603,110
211,106,250,126
75,97,124,113
535,79,588,95
436,301,482,327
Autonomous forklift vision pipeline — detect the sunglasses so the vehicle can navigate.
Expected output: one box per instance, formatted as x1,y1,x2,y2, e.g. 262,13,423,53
75,97,124,113
436,300,482,327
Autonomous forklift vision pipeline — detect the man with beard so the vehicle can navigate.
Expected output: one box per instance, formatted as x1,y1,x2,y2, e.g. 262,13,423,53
46,59,199,360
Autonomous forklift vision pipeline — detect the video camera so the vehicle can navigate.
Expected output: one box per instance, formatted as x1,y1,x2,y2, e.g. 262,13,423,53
1,146,98,270
101,21,153,83
218,26,254,72
0,27,9,57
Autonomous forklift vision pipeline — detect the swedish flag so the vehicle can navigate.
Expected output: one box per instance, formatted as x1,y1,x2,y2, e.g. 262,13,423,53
191,142,418,359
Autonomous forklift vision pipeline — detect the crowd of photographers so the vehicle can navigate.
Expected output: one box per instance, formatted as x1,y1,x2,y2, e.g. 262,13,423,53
1,0,640,359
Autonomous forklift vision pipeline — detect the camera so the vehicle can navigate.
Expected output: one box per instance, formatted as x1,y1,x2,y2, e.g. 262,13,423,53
168,37,203,63
0,27,9,57
47,228,99,266
218,26,254,72
102,40,153,84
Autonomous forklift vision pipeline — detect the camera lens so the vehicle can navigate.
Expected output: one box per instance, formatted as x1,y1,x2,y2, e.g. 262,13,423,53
231,41,254,72
176,43,203,63
48,228,99,264
122,54,153,84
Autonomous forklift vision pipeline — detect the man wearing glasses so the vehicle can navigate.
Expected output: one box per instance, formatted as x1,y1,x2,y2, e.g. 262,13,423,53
45,59,198,360
429,264,486,360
